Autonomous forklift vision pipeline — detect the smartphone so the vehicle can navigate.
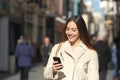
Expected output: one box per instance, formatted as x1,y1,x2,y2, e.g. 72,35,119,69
53,57,61,64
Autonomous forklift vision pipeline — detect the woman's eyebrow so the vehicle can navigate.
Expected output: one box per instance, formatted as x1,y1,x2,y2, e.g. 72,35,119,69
71,28,77,29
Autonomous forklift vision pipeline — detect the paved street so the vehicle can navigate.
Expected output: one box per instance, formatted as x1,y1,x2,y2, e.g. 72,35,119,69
0,64,43,80
107,70,114,80
0,63,114,80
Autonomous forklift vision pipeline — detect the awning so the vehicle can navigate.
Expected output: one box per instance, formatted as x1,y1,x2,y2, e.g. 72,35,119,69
55,17,66,24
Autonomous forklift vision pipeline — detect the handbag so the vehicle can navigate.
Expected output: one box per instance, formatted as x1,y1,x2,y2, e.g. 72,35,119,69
43,42,62,80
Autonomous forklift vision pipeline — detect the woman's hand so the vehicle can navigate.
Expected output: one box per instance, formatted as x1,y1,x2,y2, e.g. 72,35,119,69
52,61,63,75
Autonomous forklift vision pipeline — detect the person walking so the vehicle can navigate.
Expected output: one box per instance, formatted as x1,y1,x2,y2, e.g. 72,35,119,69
41,37,53,67
111,39,119,80
93,34,111,80
44,15,99,80
15,36,34,80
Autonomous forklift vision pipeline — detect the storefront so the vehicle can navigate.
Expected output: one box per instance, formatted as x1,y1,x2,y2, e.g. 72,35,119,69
54,17,66,43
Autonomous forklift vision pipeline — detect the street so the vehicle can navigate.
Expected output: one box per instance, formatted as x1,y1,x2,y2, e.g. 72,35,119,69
0,64,43,80
0,63,114,80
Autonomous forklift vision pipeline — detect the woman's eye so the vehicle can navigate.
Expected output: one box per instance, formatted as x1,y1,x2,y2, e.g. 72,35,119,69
66,27,77,32
72,29,77,32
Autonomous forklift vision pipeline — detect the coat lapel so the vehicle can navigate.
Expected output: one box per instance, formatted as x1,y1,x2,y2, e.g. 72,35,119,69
64,41,88,59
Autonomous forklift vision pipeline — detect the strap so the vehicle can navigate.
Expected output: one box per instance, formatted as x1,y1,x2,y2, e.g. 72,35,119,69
55,42,62,56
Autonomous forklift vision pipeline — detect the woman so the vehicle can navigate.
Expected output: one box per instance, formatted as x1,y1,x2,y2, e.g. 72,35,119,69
44,15,99,80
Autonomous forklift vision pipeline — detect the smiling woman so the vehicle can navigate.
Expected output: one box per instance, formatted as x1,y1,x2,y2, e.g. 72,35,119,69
65,21,80,46
44,15,99,80
64,15,94,49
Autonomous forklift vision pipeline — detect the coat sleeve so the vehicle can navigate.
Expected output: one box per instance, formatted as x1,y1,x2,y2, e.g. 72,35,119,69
87,51,99,80
44,44,59,79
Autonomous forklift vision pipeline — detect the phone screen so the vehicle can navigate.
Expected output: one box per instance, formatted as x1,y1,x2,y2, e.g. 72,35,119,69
53,57,61,64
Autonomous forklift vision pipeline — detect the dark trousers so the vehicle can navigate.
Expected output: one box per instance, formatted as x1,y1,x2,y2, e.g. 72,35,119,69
20,67,30,80
99,68,107,80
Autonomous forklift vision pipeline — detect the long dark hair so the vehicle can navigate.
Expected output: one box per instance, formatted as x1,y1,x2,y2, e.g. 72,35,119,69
63,15,93,49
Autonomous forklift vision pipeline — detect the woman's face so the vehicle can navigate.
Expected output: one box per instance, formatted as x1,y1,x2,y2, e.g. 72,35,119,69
65,21,80,44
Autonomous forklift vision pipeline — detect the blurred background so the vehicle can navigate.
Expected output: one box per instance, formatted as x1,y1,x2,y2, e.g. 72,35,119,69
0,0,120,80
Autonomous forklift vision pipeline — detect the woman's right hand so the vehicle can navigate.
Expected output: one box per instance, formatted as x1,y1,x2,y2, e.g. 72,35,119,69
52,61,63,75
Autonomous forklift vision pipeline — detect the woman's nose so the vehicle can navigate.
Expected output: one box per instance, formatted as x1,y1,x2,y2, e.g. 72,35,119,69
67,29,72,34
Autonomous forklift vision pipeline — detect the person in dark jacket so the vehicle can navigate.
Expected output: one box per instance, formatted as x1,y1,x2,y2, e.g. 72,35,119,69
41,37,53,67
15,36,34,80
93,34,112,80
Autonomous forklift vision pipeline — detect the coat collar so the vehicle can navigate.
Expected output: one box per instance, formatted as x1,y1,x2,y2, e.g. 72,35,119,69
63,40,88,58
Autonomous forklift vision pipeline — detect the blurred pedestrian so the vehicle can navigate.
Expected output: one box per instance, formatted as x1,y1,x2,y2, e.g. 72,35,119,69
93,34,112,80
41,37,53,67
44,15,99,80
111,39,118,80
116,38,120,74
15,35,34,80
90,34,97,45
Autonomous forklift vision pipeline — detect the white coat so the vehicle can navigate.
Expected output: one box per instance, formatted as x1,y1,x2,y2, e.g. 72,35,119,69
44,41,99,80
